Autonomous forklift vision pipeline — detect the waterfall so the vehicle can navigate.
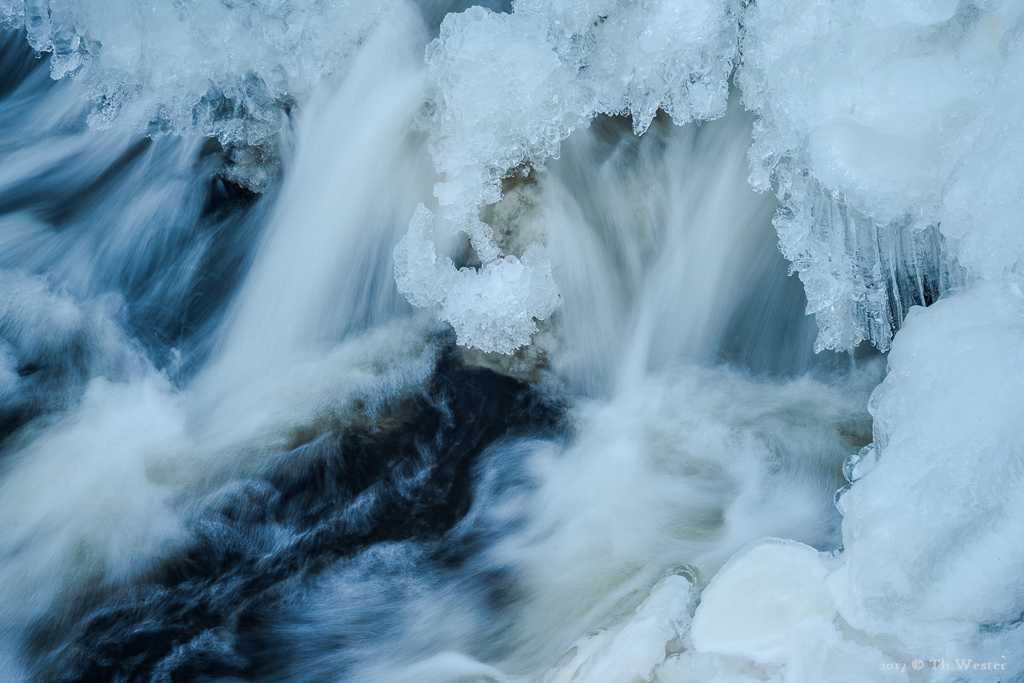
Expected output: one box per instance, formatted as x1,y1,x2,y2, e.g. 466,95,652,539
1,1,1022,681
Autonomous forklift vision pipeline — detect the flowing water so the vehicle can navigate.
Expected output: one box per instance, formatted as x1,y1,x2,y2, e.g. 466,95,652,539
3,2,1005,681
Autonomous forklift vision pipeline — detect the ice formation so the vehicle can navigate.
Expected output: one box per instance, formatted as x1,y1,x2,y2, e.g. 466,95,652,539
594,281,1024,683
401,0,1024,355
395,0,740,353
423,0,739,222
842,443,877,484
394,204,561,354
0,0,391,186
737,0,1024,351
5,0,1023,354
834,280,1024,663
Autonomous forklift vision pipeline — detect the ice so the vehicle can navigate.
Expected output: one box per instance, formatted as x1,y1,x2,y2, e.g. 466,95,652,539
400,0,1024,356
513,0,739,135
0,0,391,185
832,484,851,516
8,0,1022,356
394,204,561,354
690,539,834,665
736,0,1024,351
831,280,1024,662
841,443,878,484
672,539,906,683
396,0,740,353
941,46,1024,278
662,538,909,683
0,1,22,28
778,617,909,683
678,280,1024,682
423,0,738,222
424,6,580,225
542,573,693,683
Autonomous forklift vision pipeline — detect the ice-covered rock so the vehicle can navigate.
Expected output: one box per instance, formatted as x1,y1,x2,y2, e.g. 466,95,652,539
690,539,834,665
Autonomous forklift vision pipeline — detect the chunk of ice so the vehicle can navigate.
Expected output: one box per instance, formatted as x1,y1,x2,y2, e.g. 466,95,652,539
394,204,561,354
842,443,877,483
690,538,834,665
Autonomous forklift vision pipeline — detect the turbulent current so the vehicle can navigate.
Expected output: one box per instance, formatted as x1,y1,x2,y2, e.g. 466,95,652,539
0,1,1023,682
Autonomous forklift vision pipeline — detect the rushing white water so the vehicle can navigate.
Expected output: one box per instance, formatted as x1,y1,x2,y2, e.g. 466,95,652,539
204,5,432,389
0,1,1022,682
